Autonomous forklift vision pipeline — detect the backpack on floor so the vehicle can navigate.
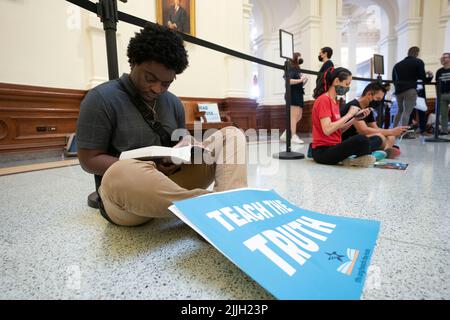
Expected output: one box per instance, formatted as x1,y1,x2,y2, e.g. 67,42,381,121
64,133,77,157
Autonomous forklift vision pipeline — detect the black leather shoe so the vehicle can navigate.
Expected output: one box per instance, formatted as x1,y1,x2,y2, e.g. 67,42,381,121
87,191,100,209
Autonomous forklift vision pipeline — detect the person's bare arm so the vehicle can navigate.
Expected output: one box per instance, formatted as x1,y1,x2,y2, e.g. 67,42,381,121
320,106,360,136
321,115,353,135
78,148,119,176
290,79,303,85
341,108,372,132
357,121,409,137
341,119,357,132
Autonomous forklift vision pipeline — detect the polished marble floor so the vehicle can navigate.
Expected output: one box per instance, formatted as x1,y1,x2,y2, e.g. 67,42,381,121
1,137,449,299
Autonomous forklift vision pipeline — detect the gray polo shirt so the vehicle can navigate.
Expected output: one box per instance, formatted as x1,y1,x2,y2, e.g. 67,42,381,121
77,74,186,155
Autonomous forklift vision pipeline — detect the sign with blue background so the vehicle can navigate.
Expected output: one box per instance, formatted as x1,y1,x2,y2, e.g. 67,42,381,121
170,189,380,300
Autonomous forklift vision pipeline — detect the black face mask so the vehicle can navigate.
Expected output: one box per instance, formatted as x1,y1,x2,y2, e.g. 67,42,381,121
318,55,323,62
298,58,304,65
335,85,350,96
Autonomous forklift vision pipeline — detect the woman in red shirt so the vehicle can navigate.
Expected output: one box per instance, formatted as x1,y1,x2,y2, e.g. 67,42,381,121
311,67,375,166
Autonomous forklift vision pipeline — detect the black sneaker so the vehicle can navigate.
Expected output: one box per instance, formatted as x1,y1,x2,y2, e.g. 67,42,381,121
307,143,313,158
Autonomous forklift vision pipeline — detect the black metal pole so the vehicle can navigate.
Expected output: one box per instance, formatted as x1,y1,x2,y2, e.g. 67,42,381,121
98,0,119,80
285,60,292,152
376,74,384,127
434,79,441,139
425,78,450,143
88,0,121,209
273,60,304,160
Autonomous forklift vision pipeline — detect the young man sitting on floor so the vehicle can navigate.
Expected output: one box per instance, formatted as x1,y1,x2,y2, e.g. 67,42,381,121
341,82,409,159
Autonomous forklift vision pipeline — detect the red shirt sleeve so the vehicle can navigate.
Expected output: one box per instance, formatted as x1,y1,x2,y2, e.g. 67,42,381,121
316,97,332,120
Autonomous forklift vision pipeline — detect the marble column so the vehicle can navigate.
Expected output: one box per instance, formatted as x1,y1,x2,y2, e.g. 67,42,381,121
394,0,423,60
378,35,397,80
224,0,253,98
438,0,450,53
86,12,111,88
297,0,321,99
299,15,321,100
255,35,285,106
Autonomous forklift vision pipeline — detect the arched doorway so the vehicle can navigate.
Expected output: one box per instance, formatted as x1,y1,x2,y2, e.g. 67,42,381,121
250,0,302,105
342,0,399,96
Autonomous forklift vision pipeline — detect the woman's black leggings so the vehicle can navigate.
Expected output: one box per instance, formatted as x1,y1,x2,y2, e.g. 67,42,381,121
312,134,378,165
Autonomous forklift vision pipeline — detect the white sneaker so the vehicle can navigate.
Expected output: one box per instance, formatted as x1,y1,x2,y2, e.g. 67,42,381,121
280,131,287,142
291,134,304,144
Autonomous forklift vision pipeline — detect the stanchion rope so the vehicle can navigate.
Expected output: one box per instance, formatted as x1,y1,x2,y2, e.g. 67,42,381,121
66,0,437,86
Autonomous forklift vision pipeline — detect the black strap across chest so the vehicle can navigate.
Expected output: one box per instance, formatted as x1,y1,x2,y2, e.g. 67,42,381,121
117,78,174,147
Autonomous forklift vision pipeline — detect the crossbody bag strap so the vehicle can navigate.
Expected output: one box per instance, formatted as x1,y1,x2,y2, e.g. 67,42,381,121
117,78,174,147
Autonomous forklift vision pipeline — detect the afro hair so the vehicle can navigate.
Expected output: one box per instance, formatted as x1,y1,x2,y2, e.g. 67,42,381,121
127,23,189,74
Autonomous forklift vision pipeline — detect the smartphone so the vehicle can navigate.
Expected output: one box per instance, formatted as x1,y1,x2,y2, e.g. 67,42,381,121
354,111,366,120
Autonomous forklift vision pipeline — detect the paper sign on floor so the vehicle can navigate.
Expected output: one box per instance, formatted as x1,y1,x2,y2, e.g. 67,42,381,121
169,188,380,300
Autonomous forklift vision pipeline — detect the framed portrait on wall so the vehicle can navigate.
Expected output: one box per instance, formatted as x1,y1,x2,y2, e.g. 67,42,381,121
156,0,196,36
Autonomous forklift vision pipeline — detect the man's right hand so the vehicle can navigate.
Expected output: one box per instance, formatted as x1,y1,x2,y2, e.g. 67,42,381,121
354,108,371,120
155,157,181,176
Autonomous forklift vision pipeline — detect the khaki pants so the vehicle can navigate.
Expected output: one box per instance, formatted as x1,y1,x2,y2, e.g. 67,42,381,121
99,126,247,226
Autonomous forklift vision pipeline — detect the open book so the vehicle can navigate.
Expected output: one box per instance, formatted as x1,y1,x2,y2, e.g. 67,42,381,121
119,144,211,163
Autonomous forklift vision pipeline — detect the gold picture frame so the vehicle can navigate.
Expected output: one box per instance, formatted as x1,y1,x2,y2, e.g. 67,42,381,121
156,0,196,37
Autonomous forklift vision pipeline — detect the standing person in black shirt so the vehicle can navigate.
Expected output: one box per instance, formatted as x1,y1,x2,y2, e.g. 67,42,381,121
318,47,334,73
280,52,309,144
341,82,409,158
435,52,450,135
392,47,427,137
313,47,334,99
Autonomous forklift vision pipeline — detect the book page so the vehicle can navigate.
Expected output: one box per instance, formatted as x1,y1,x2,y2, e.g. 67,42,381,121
119,145,191,162
119,144,211,163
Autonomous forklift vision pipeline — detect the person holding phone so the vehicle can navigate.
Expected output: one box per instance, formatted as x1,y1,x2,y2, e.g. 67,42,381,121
341,82,409,159
311,67,375,167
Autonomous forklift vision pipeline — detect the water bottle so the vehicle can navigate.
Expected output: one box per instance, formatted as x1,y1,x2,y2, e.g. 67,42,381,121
419,135,426,144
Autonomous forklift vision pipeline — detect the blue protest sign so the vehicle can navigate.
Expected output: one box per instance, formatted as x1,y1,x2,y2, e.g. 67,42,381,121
170,188,380,300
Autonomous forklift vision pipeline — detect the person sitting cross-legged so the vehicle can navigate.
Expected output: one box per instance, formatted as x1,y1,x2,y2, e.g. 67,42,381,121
341,82,409,159
311,67,376,167
76,24,247,227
